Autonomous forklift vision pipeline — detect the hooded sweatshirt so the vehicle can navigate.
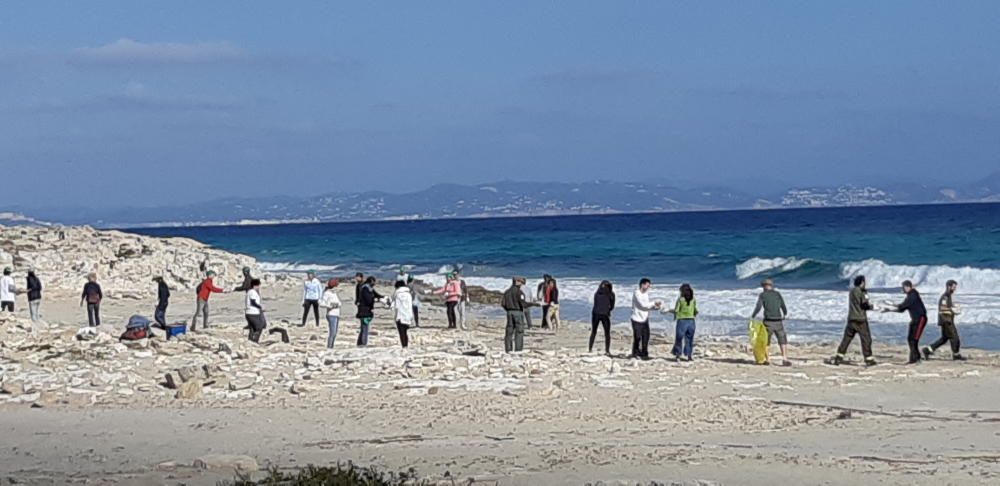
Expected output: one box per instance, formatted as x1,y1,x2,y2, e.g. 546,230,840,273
392,287,414,325
26,273,42,302
592,287,615,316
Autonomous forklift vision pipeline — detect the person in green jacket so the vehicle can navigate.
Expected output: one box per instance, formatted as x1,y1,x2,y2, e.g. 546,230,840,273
669,283,698,361
832,275,877,366
752,278,791,366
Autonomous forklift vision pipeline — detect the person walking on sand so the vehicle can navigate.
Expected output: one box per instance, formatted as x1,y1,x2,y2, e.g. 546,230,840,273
751,278,791,366
924,280,966,361
670,283,698,362
232,267,254,292
301,271,323,327
0,268,16,312
320,279,342,349
832,276,877,366
355,276,384,346
80,273,103,326
502,277,534,353
590,281,615,356
245,279,266,343
153,276,170,329
191,270,225,331
537,274,552,328
886,280,928,364
391,280,415,348
25,269,42,321
455,267,470,330
434,273,463,329
545,278,561,332
630,278,661,360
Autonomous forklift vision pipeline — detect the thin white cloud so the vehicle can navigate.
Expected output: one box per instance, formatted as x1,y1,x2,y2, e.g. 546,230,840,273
71,38,248,66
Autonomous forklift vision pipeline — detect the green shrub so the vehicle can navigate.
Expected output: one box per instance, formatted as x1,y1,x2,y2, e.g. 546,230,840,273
220,462,429,486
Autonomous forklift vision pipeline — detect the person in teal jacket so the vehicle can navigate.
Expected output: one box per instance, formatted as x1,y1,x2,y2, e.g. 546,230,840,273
670,283,698,361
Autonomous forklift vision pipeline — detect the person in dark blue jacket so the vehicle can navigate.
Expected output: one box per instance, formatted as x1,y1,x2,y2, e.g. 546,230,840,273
886,280,927,364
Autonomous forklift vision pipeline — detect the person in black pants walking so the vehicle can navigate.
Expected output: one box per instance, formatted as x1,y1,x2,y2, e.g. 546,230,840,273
590,281,615,355
924,280,966,361
886,280,928,364
153,276,170,328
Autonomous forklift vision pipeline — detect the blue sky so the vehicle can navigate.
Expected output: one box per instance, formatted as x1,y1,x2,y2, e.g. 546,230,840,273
3,1,999,208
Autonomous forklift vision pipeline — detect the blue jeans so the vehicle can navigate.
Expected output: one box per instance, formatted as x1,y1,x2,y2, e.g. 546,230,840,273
326,315,340,349
154,305,167,328
671,319,696,359
357,317,372,346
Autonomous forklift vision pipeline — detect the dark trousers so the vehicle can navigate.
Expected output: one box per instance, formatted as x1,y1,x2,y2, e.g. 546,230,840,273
590,313,611,353
87,303,101,326
302,299,320,326
396,321,410,348
412,306,420,327
631,319,650,358
446,301,458,328
930,320,961,354
837,319,873,358
154,305,168,328
0,301,13,312
246,314,266,342
907,316,928,362
541,305,550,328
504,310,526,352
357,317,372,346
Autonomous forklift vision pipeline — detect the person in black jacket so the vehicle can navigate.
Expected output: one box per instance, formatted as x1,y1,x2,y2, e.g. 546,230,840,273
544,278,561,331
355,276,383,347
886,280,928,364
502,277,535,353
26,270,43,322
590,281,615,355
80,273,103,326
537,274,552,328
232,267,254,292
153,276,170,328
353,272,365,305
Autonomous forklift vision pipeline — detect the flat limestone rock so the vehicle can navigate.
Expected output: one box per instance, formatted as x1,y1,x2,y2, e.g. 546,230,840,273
192,454,259,472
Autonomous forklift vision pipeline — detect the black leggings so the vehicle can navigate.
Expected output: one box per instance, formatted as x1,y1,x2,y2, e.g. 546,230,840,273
412,306,420,327
396,321,410,348
631,320,650,358
590,313,611,353
302,299,320,326
446,301,458,328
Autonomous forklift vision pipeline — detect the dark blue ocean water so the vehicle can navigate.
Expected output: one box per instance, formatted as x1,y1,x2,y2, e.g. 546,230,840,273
134,203,1000,349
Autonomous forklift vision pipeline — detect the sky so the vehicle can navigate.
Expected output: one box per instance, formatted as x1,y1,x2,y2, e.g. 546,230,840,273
2,1,1000,208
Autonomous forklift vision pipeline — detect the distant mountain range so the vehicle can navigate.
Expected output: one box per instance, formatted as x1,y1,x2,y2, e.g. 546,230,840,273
6,172,1000,228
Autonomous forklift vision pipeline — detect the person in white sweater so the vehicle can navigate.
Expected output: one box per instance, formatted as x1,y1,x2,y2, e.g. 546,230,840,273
320,279,342,349
630,278,662,360
245,279,266,343
391,281,415,348
302,271,323,327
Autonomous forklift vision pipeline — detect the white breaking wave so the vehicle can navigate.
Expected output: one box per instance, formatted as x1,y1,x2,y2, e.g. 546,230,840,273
259,262,342,273
839,259,1000,294
735,257,811,280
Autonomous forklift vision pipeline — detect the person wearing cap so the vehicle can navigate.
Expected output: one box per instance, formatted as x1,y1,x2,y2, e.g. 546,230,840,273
0,267,16,312
885,280,928,364
80,272,103,326
153,276,170,328
833,275,876,366
245,278,266,342
233,266,254,292
433,272,463,329
751,278,790,366
191,270,225,331
391,280,415,348
301,271,323,327
25,269,43,321
320,279,342,349
924,280,966,361
396,266,410,284
501,277,534,353
454,266,470,330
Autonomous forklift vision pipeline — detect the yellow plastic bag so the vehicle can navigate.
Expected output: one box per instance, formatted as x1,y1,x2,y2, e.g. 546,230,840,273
748,320,769,364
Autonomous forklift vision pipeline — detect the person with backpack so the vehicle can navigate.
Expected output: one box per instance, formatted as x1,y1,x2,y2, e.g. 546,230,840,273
670,283,699,362
924,280,966,361
751,278,791,366
0,267,16,312
886,280,928,364
433,273,462,329
302,271,323,327
391,280,415,348
590,281,615,356
455,267,470,330
355,276,384,346
191,270,225,331
320,279,342,349
25,269,42,321
832,276,877,366
80,273,103,326
153,276,170,329
245,279,266,342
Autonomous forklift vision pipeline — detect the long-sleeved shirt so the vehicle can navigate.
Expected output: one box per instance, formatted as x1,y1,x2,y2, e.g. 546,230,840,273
233,272,254,292
674,297,698,320
157,281,170,308
502,285,532,312
320,288,341,317
631,289,657,322
82,281,103,304
434,280,462,302
245,289,263,315
196,278,224,301
356,284,383,318
26,274,42,301
391,287,414,325
303,278,323,301
545,286,559,305
752,289,787,321
848,286,873,321
592,288,616,316
895,289,927,320
0,275,16,302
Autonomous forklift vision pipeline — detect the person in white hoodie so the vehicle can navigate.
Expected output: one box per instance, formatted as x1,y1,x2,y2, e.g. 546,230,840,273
301,271,323,327
630,278,662,360
320,279,342,349
0,268,16,312
245,279,266,343
391,280,415,348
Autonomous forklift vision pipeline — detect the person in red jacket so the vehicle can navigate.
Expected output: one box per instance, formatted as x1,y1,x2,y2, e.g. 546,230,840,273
191,270,225,331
